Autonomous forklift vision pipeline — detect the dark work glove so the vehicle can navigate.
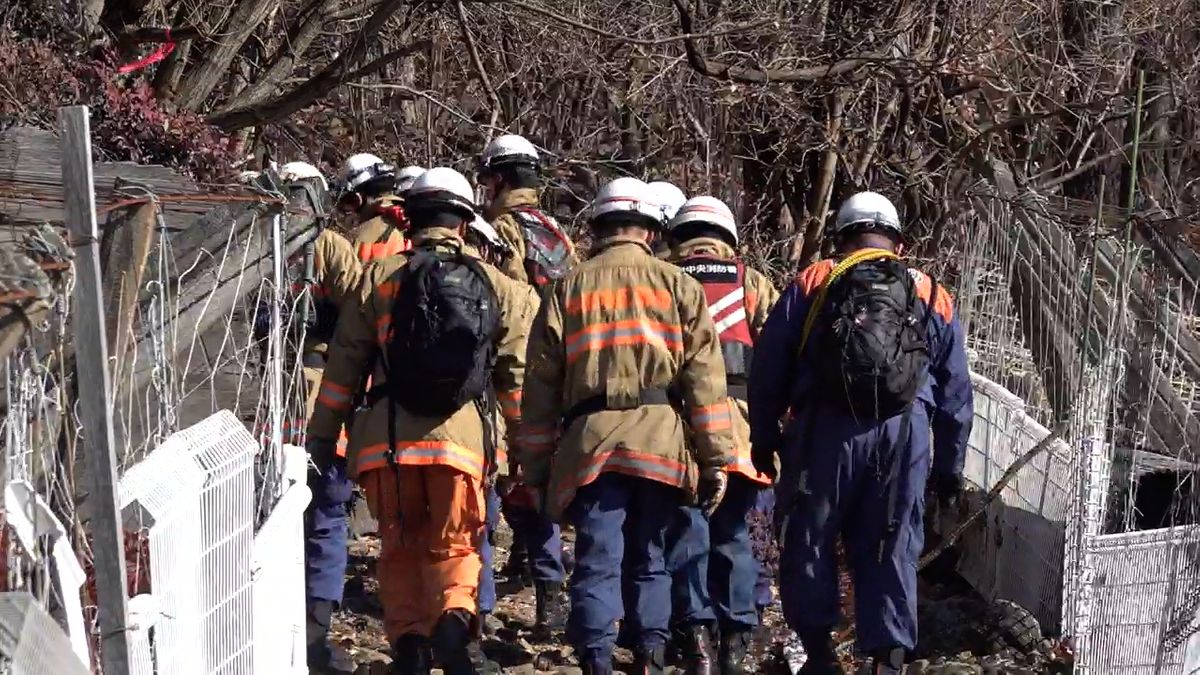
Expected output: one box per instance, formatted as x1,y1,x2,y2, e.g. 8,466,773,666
697,467,728,517
751,445,778,481
933,472,964,508
306,437,338,474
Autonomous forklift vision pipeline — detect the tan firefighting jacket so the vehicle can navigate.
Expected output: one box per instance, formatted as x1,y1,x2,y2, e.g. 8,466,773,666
299,228,362,451
486,187,578,285
668,237,780,484
306,228,364,356
517,236,736,521
352,194,409,264
308,227,538,481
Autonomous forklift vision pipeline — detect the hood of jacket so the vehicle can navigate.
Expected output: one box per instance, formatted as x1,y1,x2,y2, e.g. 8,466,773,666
670,237,737,261
484,187,539,221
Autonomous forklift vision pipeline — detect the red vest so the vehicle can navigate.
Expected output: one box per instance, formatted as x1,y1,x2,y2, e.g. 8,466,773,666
678,255,754,383
678,256,752,347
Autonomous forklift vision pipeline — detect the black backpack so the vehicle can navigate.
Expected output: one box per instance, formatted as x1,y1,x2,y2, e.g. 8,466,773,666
385,248,500,417
803,253,935,419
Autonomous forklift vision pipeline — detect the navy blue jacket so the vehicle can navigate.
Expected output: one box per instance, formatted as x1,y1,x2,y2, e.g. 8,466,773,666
747,252,974,478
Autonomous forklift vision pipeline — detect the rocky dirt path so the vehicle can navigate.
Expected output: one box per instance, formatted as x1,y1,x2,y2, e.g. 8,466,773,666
329,509,1072,674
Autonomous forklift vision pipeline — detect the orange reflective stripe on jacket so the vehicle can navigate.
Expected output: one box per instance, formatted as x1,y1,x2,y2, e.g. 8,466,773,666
564,286,672,314
730,450,771,485
317,380,353,410
357,238,408,264
356,441,485,479
515,424,556,454
690,402,733,432
498,390,522,420
553,447,688,512
564,319,683,363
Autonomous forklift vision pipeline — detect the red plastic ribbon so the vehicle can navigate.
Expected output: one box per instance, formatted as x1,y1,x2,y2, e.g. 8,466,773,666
117,29,176,75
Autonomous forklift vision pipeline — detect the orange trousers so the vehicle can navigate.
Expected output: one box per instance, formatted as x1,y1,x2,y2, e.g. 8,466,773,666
360,465,485,639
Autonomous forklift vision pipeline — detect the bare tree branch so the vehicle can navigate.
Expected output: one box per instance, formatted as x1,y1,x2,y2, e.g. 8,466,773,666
207,0,423,130
454,1,503,132
175,0,281,110
671,0,886,83
214,0,340,114
506,0,774,46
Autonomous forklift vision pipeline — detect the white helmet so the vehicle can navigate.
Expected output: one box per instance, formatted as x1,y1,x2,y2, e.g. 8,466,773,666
587,177,662,228
278,161,328,191
670,196,739,245
469,215,507,251
341,152,395,191
396,165,426,194
647,181,687,224
832,191,901,235
405,167,477,218
480,134,539,171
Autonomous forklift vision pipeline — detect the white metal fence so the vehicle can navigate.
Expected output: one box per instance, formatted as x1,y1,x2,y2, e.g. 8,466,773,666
0,592,89,675
945,373,1076,631
118,410,309,674
1077,526,1200,674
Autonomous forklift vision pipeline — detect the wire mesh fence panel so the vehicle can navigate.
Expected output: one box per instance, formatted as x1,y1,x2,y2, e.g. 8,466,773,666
251,444,309,675
0,592,88,675
941,184,1200,670
1080,526,1200,674
945,373,1076,630
119,410,257,674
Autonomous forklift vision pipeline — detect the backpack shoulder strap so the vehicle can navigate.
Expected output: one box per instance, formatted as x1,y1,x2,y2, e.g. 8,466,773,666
798,248,899,352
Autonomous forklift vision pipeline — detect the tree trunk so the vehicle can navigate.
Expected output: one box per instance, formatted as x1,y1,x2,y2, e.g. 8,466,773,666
175,0,280,111
213,0,338,114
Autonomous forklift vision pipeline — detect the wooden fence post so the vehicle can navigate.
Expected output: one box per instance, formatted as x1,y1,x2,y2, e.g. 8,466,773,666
59,104,132,674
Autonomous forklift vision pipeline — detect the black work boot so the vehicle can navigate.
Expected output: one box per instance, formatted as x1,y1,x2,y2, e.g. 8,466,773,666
499,541,531,586
632,644,668,675
306,599,356,673
718,629,751,675
431,609,478,675
390,634,432,675
679,624,717,675
796,627,843,675
870,647,905,675
534,580,569,631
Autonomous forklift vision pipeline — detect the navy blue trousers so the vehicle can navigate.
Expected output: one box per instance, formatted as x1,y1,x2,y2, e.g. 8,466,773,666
566,473,681,664
668,476,762,631
752,487,776,610
777,407,930,651
479,484,501,614
305,462,353,604
503,501,566,583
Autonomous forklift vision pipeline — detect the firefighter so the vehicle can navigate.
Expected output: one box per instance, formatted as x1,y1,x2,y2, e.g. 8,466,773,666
337,153,411,264
616,178,688,653
279,161,363,674
516,177,735,675
307,168,537,675
478,133,572,627
748,192,973,674
478,134,576,285
664,197,779,675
